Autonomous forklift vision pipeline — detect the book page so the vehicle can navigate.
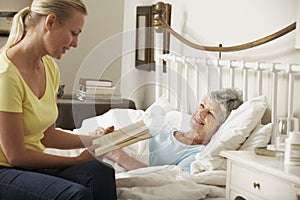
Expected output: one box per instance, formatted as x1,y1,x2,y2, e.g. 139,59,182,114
92,120,151,156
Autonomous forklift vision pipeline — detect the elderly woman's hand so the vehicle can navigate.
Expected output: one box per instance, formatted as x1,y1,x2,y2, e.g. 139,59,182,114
105,149,126,162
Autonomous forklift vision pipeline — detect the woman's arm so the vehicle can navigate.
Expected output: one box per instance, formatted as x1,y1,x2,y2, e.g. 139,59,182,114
106,149,148,171
0,111,104,169
42,124,92,149
42,123,114,149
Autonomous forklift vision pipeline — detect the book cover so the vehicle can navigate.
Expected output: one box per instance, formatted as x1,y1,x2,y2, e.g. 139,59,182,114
254,147,277,157
78,85,116,95
76,93,122,102
79,78,113,87
92,120,152,156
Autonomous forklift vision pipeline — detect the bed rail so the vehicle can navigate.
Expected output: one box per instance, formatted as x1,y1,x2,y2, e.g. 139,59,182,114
153,2,296,53
156,53,300,138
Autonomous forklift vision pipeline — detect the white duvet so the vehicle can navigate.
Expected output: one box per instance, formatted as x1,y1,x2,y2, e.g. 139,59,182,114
53,108,226,199
115,165,225,200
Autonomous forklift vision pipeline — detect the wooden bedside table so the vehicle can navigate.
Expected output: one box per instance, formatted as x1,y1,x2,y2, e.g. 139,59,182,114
220,150,300,200
56,95,136,130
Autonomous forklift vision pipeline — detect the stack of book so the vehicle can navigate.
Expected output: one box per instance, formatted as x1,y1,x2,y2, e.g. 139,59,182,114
76,78,120,101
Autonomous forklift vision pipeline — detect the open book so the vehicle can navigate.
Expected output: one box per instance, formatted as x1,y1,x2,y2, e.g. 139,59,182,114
92,120,152,156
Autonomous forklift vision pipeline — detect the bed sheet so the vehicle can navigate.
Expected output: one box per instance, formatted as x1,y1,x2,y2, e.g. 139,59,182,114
80,108,227,199
46,136,226,199
48,108,227,199
49,99,271,200
115,165,225,200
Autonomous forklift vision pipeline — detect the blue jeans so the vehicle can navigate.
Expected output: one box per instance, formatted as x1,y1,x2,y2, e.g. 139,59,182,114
0,160,117,200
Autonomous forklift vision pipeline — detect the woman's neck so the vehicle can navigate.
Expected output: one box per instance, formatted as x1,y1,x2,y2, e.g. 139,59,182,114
7,36,45,70
174,131,206,145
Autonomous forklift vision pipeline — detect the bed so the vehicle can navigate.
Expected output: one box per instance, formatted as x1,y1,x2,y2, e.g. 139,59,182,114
49,57,298,199
72,94,270,200
48,3,300,199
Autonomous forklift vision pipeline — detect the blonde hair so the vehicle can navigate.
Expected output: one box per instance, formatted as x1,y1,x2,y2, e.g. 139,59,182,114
1,0,87,52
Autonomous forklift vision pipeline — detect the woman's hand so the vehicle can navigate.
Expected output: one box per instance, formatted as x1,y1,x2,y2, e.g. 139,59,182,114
92,126,114,136
77,142,106,162
77,126,115,162
77,148,96,162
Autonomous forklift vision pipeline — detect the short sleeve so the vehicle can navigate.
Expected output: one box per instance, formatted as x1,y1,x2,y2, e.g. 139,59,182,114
0,73,23,112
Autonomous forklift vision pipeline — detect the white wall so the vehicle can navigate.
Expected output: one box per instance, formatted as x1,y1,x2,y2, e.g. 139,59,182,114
120,0,156,109
175,0,298,63
122,0,300,117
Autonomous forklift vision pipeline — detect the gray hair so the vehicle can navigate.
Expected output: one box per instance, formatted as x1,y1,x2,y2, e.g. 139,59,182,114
1,0,87,51
207,88,243,123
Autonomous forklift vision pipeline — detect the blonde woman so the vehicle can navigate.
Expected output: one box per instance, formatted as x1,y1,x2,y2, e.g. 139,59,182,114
0,0,116,199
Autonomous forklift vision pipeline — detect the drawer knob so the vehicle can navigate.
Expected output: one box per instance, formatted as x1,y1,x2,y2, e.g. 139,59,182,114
253,182,260,189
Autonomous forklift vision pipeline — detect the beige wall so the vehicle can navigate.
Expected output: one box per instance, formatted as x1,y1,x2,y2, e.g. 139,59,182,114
56,0,125,95
0,0,125,96
0,0,32,11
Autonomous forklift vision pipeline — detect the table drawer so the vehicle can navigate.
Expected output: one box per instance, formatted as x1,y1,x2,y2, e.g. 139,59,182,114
230,163,291,199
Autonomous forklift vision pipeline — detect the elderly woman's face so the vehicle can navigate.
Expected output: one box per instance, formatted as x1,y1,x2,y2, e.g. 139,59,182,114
190,97,223,142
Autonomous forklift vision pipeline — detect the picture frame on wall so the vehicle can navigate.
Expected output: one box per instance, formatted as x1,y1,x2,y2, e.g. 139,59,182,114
135,6,154,71
135,4,171,71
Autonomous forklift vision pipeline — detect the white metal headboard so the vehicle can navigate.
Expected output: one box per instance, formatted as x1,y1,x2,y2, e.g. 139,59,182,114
155,53,300,140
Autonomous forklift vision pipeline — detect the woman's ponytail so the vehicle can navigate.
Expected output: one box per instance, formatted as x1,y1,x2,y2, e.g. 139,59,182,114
0,7,31,52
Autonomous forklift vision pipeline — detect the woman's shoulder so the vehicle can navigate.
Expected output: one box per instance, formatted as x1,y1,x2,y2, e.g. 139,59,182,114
0,52,21,85
0,51,13,74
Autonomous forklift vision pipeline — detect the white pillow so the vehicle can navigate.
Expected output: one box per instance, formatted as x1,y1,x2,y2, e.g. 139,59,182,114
192,95,268,172
239,123,272,150
75,94,175,135
165,110,191,132
74,108,147,134
145,94,174,117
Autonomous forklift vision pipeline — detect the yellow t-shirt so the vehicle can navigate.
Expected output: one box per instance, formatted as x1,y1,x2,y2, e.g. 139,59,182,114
0,51,59,167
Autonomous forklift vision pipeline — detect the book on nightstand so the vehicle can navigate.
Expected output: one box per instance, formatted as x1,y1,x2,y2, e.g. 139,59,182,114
76,78,120,101
92,120,152,156
254,146,278,157
78,85,116,95
79,78,113,87
254,147,276,157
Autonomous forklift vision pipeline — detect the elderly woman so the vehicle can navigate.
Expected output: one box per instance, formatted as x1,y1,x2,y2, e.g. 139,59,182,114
106,88,243,173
